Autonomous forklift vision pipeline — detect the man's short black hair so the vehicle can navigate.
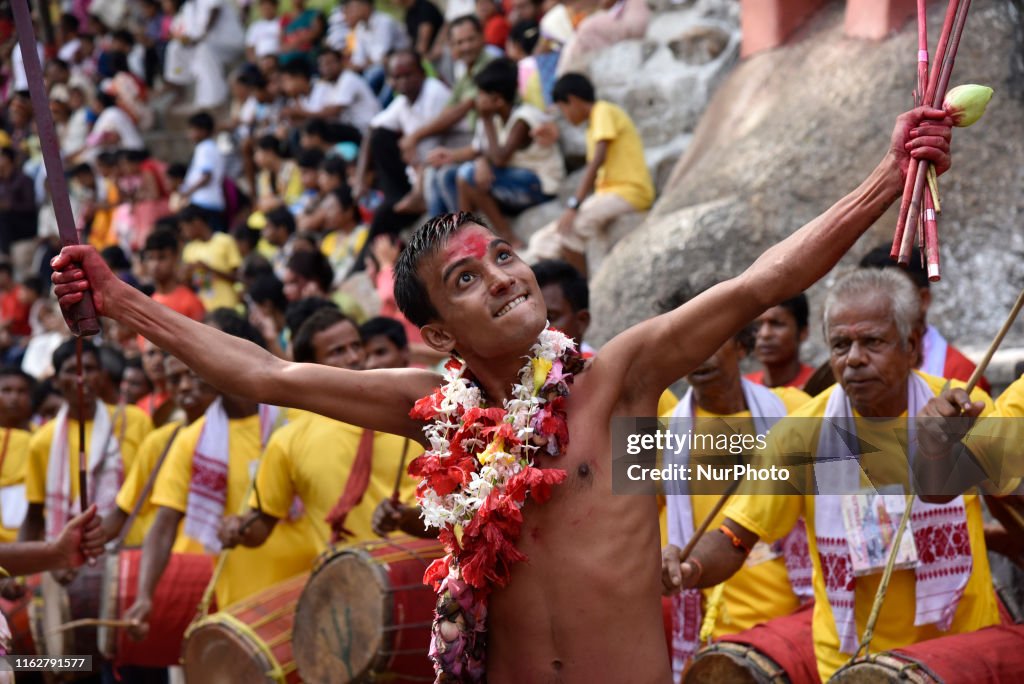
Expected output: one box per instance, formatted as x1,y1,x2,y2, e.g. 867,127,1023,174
112,28,134,46
395,212,487,327
303,118,331,141
53,338,99,375
266,207,296,234
531,259,588,313
167,162,188,179
177,204,209,225
359,316,408,351
285,297,339,336
286,251,334,294
98,344,127,385
101,246,131,271
449,14,483,35
474,57,518,104
387,48,425,73
552,72,595,104
320,156,347,177
233,225,263,252
143,228,179,256
256,134,285,154
205,308,267,349
859,243,930,290
0,261,12,276
777,293,810,331
280,58,313,79
292,307,356,363
0,366,36,391
248,274,288,313
187,111,215,133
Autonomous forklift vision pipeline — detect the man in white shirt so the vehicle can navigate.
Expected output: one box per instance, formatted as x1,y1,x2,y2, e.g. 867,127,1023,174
353,50,450,253
318,48,380,134
280,55,377,144
342,0,410,99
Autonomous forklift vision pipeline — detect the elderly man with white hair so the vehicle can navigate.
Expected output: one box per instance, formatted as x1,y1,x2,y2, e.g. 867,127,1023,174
662,268,1002,681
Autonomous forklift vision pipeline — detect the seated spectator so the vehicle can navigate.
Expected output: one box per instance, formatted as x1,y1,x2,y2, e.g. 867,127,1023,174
282,250,334,302
527,72,653,275
556,0,649,75
113,148,171,253
179,204,242,311
342,0,410,97
0,147,37,258
280,58,374,145
394,0,444,59
291,148,325,215
477,0,510,48
87,79,146,154
359,316,410,370
252,134,302,215
0,261,31,339
178,112,227,230
21,301,69,381
280,0,326,58
245,0,283,63
507,19,546,107
143,228,207,321
247,274,290,358
442,57,562,245
400,15,494,214
316,47,381,137
353,50,451,247
120,357,153,405
318,187,368,285
86,152,122,250
264,207,298,280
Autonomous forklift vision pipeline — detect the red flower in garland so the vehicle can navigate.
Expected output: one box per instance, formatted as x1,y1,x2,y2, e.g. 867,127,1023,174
505,466,568,505
408,452,479,497
459,493,528,590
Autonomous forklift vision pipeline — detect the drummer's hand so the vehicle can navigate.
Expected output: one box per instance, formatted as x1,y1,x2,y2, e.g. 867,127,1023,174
124,598,152,641
55,504,105,568
218,515,244,549
661,544,702,595
372,499,405,537
0,578,26,601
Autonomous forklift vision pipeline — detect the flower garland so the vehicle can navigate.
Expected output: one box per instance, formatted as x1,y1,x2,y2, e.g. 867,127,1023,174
408,327,585,683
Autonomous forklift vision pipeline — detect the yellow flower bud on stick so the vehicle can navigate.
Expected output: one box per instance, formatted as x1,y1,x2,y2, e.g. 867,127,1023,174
943,84,994,127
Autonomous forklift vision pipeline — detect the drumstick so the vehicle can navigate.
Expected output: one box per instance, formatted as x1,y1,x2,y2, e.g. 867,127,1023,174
852,287,1024,661
50,618,139,634
10,0,100,337
390,439,412,504
678,480,741,563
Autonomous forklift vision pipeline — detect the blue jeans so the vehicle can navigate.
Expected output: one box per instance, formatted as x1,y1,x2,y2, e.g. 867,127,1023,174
456,162,553,211
429,164,460,216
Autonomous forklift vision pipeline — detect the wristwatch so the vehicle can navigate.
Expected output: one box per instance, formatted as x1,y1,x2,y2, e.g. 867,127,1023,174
566,196,580,210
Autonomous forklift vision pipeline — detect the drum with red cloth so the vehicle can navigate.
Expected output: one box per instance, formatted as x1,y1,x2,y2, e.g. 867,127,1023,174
829,624,1024,683
29,564,104,662
683,603,819,684
181,572,305,684
98,550,213,667
293,536,443,683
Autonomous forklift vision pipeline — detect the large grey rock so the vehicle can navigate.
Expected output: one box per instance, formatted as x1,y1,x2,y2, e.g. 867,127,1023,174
589,0,1024,360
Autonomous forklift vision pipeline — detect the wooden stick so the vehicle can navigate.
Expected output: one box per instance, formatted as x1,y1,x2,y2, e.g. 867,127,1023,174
51,618,138,634
76,338,88,514
678,480,741,563
390,438,412,504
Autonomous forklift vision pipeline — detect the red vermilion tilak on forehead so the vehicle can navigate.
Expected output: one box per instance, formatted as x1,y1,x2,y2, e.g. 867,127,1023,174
444,229,492,263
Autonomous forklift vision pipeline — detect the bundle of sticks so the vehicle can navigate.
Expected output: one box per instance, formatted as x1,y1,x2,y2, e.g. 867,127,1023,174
890,0,974,281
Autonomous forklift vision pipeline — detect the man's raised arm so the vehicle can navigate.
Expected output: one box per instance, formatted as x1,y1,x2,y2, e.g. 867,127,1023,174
604,106,952,400
51,248,439,441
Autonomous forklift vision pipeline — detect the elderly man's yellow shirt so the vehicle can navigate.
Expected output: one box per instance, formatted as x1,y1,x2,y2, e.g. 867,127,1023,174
964,374,1024,488
250,412,422,549
663,386,810,638
723,372,999,681
27,405,152,538
150,414,319,608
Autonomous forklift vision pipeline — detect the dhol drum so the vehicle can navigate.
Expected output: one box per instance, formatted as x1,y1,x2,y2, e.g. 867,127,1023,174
1,574,41,656
293,536,443,683
829,624,1024,683
98,550,214,667
182,573,306,684
683,603,819,684
29,564,104,662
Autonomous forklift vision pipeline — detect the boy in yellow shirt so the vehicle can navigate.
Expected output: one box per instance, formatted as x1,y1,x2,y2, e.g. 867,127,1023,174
527,72,654,274
179,205,242,312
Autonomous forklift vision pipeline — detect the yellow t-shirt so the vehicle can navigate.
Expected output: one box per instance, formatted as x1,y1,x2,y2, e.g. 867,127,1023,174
586,100,654,212
0,428,31,543
664,386,810,637
723,373,998,680
115,421,198,550
965,374,1024,488
150,414,318,608
27,405,153,515
182,232,242,312
320,226,369,283
251,412,422,549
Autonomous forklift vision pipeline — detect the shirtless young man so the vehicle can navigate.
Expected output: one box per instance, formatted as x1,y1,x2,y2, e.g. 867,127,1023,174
50,107,951,683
